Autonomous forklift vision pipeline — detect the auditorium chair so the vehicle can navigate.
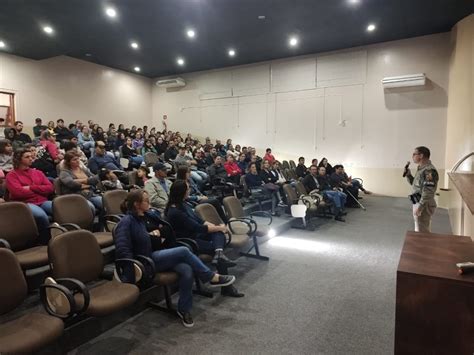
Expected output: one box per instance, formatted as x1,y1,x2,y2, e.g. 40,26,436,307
102,190,127,231
195,202,265,260
48,230,140,317
283,184,318,230
0,248,66,353
52,194,114,248
0,202,65,272
295,182,333,218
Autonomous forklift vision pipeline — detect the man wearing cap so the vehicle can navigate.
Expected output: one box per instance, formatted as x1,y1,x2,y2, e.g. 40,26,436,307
144,162,172,213
33,118,47,138
88,141,123,174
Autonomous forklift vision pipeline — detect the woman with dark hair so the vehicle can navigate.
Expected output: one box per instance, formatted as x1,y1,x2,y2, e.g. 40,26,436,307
115,189,235,327
115,132,126,151
165,180,234,266
39,130,63,164
141,139,157,155
176,166,228,223
318,157,334,176
0,139,13,173
6,148,54,242
122,137,144,168
59,151,102,214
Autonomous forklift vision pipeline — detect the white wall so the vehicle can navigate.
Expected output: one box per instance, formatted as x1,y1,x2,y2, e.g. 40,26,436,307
152,33,451,197
0,54,153,130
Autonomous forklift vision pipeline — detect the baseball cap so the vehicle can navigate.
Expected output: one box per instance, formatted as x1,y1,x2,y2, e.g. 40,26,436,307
153,162,168,171
178,143,186,149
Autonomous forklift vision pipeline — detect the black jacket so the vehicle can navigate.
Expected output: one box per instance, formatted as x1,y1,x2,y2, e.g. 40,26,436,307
260,169,277,184
295,164,308,178
302,174,320,193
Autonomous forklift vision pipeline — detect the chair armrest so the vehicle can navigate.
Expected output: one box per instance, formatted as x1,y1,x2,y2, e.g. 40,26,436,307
39,283,76,319
176,238,199,254
228,218,252,236
0,238,11,249
55,278,90,315
47,224,68,238
115,258,146,284
104,214,123,232
136,255,156,285
59,223,82,231
249,211,273,225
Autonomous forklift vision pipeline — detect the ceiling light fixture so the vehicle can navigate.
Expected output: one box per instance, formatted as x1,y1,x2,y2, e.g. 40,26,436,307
348,0,360,4
177,58,185,66
134,66,141,72
289,36,299,47
186,29,196,38
105,7,117,18
228,49,236,57
131,42,139,49
0,41,5,48
367,23,376,32
43,26,54,34
258,15,266,20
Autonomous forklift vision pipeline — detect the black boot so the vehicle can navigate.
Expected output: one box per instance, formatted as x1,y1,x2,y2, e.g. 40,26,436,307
334,208,346,222
221,285,245,298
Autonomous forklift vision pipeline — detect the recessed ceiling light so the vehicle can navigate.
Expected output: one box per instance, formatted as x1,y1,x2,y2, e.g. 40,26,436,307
289,37,299,47
85,53,92,57
186,29,196,38
43,26,54,34
0,41,5,48
131,42,139,49
367,23,376,32
348,0,360,4
134,66,141,72
105,7,117,18
228,49,236,57
177,57,185,66
258,15,266,20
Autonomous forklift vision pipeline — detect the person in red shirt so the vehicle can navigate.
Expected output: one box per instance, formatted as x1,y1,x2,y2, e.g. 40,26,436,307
223,154,242,185
263,148,275,165
39,130,63,164
6,148,54,243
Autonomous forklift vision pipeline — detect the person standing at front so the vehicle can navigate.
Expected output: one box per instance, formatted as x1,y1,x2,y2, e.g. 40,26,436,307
405,146,438,233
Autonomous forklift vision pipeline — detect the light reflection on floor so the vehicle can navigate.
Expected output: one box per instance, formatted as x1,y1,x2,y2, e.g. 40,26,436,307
267,235,335,253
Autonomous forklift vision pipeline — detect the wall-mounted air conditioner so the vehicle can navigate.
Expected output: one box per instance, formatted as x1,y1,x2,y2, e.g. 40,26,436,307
156,77,186,88
381,73,426,89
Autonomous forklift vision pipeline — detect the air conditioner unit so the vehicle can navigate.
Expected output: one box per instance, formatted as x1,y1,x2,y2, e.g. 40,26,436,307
156,77,186,88
381,73,426,89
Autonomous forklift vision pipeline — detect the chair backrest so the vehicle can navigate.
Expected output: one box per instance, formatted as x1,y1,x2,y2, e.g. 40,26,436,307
289,160,297,170
54,178,63,195
0,248,27,315
103,190,128,215
222,196,245,219
195,203,223,225
283,184,298,206
0,202,39,251
240,175,250,197
48,230,103,283
144,152,159,167
282,160,290,170
53,194,94,230
295,181,308,196
128,171,138,186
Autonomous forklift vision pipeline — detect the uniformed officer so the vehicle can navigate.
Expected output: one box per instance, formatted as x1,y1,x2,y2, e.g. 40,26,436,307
405,146,438,233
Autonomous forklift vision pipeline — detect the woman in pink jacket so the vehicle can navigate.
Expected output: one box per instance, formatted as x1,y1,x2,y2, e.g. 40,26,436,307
6,148,54,242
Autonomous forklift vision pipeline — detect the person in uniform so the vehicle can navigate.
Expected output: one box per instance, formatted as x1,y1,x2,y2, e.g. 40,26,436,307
405,146,438,233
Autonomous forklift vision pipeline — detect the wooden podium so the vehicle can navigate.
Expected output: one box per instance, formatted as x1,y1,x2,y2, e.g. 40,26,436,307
395,232,474,354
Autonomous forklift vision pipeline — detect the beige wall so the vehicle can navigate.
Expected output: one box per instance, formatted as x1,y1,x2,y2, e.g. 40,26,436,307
152,33,451,198
443,14,474,238
0,54,153,131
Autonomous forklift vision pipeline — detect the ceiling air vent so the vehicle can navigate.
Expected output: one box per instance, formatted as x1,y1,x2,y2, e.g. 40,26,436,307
156,77,186,88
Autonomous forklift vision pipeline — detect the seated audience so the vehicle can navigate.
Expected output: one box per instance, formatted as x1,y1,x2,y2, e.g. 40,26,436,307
144,162,172,213
175,144,208,187
99,168,125,191
317,166,347,222
135,166,149,188
342,166,371,195
59,151,102,213
29,144,58,178
208,156,228,182
54,118,75,141
237,153,248,173
245,162,281,216
260,160,286,208
164,140,178,162
205,147,218,166
302,165,320,193
318,157,333,176
46,120,55,135
122,137,144,168
331,164,359,207
141,139,158,155
13,121,32,146
115,189,236,328
78,126,95,156
223,154,242,184
132,132,145,151
39,130,63,165
295,156,308,178
6,148,54,243
0,139,13,173
88,141,123,174
33,118,47,138
263,148,275,165
155,136,168,155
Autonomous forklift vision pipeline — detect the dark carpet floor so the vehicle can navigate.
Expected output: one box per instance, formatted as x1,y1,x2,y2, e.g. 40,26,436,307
70,196,451,355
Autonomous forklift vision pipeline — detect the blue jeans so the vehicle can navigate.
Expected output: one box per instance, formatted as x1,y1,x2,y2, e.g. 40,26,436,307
323,190,347,212
129,156,144,168
28,201,53,243
151,246,214,313
195,231,226,253
191,170,208,187
81,141,95,156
